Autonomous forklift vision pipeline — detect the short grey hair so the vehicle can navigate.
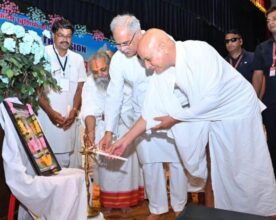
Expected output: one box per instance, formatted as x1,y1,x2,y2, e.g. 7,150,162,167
110,14,141,34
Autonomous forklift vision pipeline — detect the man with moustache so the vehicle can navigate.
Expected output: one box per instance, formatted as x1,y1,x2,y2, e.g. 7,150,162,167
253,6,276,178
225,29,254,83
81,49,144,210
38,19,87,168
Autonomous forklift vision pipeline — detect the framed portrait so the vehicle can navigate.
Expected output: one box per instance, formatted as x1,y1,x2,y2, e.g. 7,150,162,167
3,100,61,176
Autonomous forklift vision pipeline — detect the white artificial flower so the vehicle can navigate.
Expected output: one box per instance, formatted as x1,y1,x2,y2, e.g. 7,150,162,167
32,43,44,56
43,62,51,72
1,22,15,35
19,42,32,55
14,25,25,38
33,47,44,64
42,29,51,39
31,42,39,54
43,50,50,62
22,33,34,44
35,37,43,47
28,30,40,41
0,75,9,84
3,38,16,52
33,54,41,65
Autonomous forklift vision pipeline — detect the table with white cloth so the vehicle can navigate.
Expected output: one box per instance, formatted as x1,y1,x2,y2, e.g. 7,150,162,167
0,98,88,220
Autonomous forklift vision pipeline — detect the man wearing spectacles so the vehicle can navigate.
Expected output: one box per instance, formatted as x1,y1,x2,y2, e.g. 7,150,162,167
99,14,190,220
225,29,254,83
115,31,137,49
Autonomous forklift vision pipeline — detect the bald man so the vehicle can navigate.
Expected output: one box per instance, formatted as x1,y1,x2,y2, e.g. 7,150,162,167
109,28,276,216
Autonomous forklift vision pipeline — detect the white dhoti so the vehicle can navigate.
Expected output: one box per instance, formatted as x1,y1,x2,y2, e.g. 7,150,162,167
96,119,144,208
209,114,276,215
140,69,209,214
172,40,276,215
135,130,188,214
171,121,209,182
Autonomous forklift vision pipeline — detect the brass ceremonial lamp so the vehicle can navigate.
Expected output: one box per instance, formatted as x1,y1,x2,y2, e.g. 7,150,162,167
80,141,101,218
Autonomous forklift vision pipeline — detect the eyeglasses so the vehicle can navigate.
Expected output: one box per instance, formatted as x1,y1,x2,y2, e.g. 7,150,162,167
115,32,137,48
225,37,240,44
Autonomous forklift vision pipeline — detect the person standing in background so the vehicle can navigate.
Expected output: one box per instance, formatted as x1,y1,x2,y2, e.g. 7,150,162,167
225,29,254,83
252,6,276,178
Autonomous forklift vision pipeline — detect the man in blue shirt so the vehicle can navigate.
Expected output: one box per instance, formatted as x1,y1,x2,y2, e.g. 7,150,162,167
252,6,276,177
225,29,254,83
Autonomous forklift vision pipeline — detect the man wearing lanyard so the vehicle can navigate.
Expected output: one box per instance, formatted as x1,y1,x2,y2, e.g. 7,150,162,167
38,19,87,168
225,29,254,83
252,6,276,178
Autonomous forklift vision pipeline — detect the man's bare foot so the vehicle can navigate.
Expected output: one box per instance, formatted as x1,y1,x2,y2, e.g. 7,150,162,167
146,213,166,220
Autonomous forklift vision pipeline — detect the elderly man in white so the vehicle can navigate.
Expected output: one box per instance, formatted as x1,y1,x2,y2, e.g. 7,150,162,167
99,14,190,220
110,28,276,216
81,50,143,211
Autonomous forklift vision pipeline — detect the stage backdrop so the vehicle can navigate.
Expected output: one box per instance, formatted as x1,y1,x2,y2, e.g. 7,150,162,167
0,9,117,69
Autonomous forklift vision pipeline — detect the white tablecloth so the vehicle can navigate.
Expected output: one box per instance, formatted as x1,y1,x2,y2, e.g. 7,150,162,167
0,98,88,220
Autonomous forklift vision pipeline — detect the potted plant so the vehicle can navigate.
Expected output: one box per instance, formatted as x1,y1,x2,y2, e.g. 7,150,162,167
0,21,59,112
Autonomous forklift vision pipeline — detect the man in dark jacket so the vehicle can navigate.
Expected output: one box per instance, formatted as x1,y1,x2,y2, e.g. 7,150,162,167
225,29,254,83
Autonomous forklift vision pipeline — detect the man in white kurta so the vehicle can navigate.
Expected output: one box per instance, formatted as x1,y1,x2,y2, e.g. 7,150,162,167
142,69,209,183
99,15,187,218
38,19,87,168
111,28,276,216
172,39,276,216
81,51,143,209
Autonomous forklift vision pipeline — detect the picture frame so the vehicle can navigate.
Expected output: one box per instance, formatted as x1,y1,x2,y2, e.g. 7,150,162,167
3,100,61,176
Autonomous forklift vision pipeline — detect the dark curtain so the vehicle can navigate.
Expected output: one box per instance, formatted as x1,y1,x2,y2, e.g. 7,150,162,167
20,0,266,55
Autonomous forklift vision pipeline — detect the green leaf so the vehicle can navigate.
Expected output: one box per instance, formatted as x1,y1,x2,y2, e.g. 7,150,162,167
4,69,14,78
1,46,7,53
32,71,38,77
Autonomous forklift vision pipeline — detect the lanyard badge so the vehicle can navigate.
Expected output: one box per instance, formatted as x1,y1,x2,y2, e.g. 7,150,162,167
270,43,276,77
53,45,69,91
229,50,244,69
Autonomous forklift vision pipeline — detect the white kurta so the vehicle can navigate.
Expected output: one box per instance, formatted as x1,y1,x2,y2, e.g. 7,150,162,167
106,50,188,214
142,68,208,182
0,98,87,220
81,76,143,208
38,45,87,154
106,50,181,164
147,40,276,216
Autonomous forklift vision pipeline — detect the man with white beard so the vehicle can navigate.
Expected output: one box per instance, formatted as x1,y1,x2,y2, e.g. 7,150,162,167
81,50,144,211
